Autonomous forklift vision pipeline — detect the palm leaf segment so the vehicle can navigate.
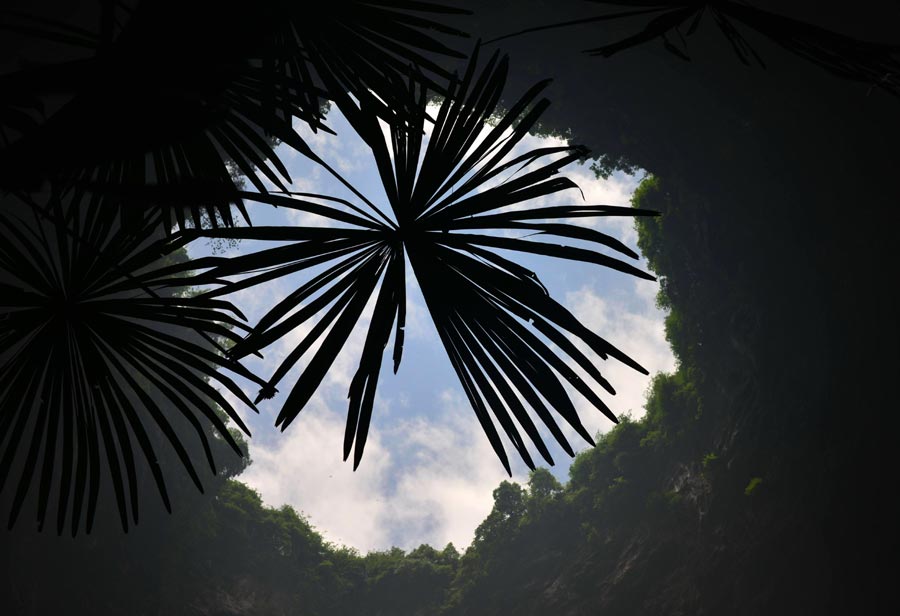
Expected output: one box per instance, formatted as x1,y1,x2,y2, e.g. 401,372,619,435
0,193,263,534
295,1,470,120
488,1,900,98
0,1,470,230
0,1,312,229
201,48,658,473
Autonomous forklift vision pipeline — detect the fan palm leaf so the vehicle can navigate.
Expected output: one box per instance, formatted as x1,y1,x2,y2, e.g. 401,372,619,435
196,47,658,473
0,189,263,534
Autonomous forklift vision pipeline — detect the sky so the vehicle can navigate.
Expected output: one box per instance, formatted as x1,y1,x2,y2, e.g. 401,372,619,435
192,106,676,553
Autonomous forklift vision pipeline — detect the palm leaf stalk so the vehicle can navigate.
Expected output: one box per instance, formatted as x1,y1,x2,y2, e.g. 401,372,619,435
0,189,263,535
195,47,658,474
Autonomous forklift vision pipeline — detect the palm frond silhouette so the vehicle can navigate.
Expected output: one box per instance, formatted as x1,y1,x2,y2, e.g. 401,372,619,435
196,48,657,473
0,191,263,534
0,1,470,229
486,1,900,98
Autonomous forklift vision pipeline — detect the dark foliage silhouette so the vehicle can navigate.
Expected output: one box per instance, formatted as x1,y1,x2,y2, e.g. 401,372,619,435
0,192,262,534
486,1,900,98
0,0,473,531
1,2,898,615
0,1,470,229
4,0,892,536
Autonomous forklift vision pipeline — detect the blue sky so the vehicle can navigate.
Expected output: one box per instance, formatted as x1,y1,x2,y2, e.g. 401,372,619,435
193,107,676,552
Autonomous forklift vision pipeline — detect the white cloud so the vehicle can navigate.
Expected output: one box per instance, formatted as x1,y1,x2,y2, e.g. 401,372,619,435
567,167,643,248
240,406,394,551
378,397,522,549
565,278,676,439
240,389,520,553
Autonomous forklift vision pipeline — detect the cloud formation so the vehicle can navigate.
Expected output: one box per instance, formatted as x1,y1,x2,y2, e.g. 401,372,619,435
240,392,517,552
240,406,394,551
566,279,676,438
